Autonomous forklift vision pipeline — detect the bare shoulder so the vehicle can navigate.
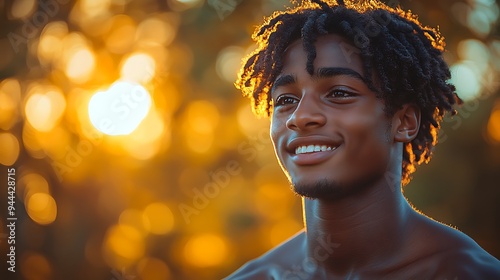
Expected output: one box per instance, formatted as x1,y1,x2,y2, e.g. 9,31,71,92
412,214,500,279
433,246,500,279
432,229,500,279
224,230,306,280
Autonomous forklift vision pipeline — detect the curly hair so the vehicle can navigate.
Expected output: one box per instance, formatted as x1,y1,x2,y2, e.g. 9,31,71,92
235,0,462,185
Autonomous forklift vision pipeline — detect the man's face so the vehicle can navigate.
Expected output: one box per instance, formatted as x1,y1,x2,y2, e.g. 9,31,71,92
270,34,397,199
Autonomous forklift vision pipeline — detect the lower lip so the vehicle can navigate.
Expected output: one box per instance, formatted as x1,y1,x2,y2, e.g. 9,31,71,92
290,148,337,165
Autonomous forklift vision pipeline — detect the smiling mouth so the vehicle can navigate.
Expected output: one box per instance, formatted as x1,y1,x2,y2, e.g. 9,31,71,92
295,145,338,155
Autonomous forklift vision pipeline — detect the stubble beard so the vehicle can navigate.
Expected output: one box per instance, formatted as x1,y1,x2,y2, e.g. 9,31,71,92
291,178,348,200
291,177,376,201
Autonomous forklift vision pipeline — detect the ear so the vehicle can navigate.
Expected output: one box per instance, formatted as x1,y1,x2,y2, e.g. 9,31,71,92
392,104,421,143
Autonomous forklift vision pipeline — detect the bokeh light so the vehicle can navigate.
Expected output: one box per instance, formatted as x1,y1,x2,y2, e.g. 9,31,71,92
487,100,500,143
26,193,58,225
10,0,37,19
24,86,66,132
104,15,136,54
142,202,175,235
137,257,172,280
216,46,245,83
103,224,145,267
65,47,96,83
135,15,178,47
183,234,230,267
20,252,53,280
0,132,20,166
80,0,112,18
0,78,21,130
183,100,220,153
450,62,481,101
120,53,156,83
88,81,152,135
37,22,68,67
19,172,50,202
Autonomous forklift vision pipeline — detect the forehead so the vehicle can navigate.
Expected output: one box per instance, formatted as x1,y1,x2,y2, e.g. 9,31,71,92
281,34,364,75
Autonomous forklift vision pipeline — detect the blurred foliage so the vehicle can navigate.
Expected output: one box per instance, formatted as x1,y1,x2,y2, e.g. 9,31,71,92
0,0,499,279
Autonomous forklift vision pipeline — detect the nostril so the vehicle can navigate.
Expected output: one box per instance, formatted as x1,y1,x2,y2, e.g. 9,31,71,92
287,112,326,130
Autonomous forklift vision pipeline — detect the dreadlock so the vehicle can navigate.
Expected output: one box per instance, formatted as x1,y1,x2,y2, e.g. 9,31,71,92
235,0,462,186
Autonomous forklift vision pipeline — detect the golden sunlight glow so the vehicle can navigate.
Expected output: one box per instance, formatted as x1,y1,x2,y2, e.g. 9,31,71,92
216,46,245,83
65,48,96,83
80,0,112,17
137,257,172,280
34,126,71,160
88,81,152,136
183,234,229,267
0,133,20,166
25,88,66,132
136,16,178,46
269,218,302,246
119,109,167,160
121,138,163,161
120,53,156,83
236,104,269,137
105,15,136,54
255,183,294,220
103,224,145,263
142,203,175,235
186,101,220,133
57,32,91,73
26,193,57,225
183,100,220,153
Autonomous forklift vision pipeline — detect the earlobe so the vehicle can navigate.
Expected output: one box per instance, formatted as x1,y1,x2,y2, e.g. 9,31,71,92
393,104,421,143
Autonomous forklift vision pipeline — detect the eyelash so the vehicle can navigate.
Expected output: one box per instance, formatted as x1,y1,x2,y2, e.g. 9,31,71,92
274,89,355,107
326,89,355,99
274,95,298,106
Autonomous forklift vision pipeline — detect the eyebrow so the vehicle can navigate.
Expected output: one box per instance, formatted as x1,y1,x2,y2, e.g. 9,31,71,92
271,74,296,93
271,67,367,93
316,67,366,82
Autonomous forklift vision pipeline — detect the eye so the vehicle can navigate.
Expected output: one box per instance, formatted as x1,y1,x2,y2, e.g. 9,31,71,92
325,89,357,100
274,95,298,107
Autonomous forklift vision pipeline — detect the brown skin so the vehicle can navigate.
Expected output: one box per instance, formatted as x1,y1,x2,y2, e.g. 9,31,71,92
226,35,500,279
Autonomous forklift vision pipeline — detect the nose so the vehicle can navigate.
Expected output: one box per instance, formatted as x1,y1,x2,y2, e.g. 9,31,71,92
286,94,326,131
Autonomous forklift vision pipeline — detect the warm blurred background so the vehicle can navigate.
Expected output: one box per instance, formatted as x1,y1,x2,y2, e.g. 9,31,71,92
0,0,498,279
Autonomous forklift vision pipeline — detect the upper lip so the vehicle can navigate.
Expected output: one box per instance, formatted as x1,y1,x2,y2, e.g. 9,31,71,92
286,135,342,154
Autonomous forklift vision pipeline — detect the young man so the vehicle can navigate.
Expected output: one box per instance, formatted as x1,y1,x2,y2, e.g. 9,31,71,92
226,0,500,279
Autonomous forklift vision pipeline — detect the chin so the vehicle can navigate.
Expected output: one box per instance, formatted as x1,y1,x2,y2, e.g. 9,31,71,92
291,175,377,201
291,178,347,200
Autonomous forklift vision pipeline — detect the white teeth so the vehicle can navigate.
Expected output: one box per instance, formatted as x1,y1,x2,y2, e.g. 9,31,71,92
295,145,336,154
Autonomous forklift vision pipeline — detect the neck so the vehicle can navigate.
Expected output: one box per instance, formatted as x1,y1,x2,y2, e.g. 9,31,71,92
302,177,415,275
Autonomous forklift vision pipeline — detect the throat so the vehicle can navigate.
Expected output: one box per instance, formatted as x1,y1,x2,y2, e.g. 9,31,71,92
302,188,412,272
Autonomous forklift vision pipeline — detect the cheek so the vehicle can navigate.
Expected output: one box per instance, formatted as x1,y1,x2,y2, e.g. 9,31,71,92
270,119,283,154
270,117,285,142
343,111,392,152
